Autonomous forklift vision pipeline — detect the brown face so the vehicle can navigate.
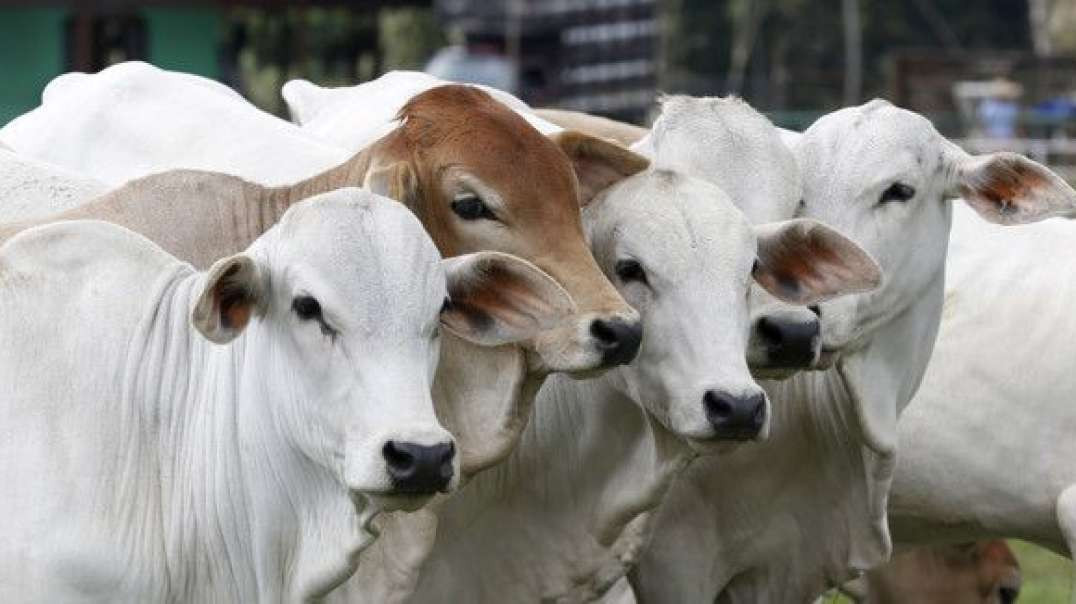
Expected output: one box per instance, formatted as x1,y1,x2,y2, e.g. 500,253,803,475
363,85,647,373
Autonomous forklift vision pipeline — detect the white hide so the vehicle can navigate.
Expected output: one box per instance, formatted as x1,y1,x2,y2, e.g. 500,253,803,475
0,61,348,186
888,203,1076,556
0,189,461,602
0,147,106,221
281,70,559,152
630,100,1076,602
633,95,802,224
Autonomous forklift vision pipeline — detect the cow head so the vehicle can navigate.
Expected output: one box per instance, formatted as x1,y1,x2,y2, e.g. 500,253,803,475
584,170,880,444
360,85,647,375
637,95,824,379
191,189,571,511
795,99,1076,453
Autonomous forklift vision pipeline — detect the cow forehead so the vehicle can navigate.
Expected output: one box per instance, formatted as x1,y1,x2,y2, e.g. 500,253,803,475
589,171,756,281
800,102,943,184
647,96,803,223
399,87,579,207
268,190,446,324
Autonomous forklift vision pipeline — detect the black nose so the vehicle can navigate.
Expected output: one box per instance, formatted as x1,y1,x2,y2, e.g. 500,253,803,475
703,391,766,440
383,441,455,495
590,318,643,367
755,314,820,369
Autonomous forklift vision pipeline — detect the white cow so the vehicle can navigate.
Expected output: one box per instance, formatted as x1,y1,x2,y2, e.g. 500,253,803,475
629,99,1076,602
886,204,1076,569
1,61,349,186
0,188,569,602
398,170,880,604
0,147,106,221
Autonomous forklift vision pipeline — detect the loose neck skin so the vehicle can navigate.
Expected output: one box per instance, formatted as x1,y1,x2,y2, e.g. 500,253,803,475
116,265,374,602
409,370,694,603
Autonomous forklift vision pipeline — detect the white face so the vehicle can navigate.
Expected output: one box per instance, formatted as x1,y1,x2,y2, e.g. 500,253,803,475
586,171,767,443
249,192,456,511
796,101,958,359
193,189,575,512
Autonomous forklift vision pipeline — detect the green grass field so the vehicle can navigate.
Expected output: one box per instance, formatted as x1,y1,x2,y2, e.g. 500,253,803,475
1011,540,1070,603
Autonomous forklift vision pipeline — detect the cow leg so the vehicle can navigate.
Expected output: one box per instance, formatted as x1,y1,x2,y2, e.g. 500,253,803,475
1055,484,1076,604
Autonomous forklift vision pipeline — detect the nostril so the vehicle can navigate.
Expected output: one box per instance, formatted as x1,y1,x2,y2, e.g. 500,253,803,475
591,319,644,367
756,317,783,347
383,441,415,472
438,442,455,466
590,319,619,348
808,305,821,317
703,391,733,420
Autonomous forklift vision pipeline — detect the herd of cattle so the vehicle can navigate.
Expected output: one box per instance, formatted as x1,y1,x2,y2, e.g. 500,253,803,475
0,61,1071,603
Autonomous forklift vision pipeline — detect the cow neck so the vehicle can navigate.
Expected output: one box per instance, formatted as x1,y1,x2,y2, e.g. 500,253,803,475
276,145,373,209
120,264,374,602
408,371,693,603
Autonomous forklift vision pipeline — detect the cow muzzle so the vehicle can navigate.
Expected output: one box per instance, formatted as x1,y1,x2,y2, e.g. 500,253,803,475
383,440,456,496
703,390,767,441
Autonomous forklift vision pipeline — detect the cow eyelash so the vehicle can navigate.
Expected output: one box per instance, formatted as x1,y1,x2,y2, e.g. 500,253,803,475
451,192,498,221
292,295,337,338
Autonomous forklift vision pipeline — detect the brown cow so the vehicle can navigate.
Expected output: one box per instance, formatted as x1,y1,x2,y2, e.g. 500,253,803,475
840,541,1021,604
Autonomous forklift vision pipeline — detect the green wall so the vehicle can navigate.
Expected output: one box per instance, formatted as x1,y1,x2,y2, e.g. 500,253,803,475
0,8,65,125
0,7,222,127
145,7,221,79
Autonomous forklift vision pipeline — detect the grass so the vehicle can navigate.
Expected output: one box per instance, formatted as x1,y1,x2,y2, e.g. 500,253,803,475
819,541,1070,603
1011,540,1071,603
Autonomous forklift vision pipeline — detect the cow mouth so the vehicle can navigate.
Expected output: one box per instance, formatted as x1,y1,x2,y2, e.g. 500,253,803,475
814,347,841,369
363,490,439,513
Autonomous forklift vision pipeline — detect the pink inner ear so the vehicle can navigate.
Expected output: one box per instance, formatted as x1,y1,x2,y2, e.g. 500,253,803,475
960,155,1053,220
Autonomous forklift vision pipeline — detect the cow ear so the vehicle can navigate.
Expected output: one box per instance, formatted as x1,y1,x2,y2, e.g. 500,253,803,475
551,130,649,206
281,78,331,125
364,161,419,208
440,251,575,347
753,219,881,305
947,148,1076,224
192,254,267,344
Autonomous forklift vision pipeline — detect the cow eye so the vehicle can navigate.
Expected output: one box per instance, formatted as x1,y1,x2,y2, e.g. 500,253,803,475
451,192,497,221
615,259,648,285
293,295,336,337
879,182,916,204
293,296,322,320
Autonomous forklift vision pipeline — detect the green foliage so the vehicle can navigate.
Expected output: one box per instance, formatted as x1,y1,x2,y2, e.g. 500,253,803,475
226,6,441,116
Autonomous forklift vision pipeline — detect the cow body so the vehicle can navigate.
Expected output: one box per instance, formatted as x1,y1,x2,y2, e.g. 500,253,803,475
0,147,105,221
889,204,1076,556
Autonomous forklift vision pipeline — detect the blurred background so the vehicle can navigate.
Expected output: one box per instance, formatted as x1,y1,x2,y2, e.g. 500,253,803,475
0,0,1073,600
4,0,1076,178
